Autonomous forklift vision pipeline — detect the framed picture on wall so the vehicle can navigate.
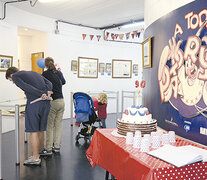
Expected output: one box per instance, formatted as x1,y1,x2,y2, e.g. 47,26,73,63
142,36,152,68
99,63,105,73
0,55,13,72
105,63,112,73
71,60,78,71
78,57,98,78
133,64,138,73
112,59,132,78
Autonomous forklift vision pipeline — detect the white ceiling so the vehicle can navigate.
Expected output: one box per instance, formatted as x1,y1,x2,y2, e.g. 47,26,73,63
8,0,144,29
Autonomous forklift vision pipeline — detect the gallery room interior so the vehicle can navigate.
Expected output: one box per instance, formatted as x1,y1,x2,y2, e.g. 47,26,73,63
0,0,207,179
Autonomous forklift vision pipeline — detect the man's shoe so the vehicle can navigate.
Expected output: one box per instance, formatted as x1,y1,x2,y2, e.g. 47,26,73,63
39,149,52,156
23,156,41,166
52,147,60,153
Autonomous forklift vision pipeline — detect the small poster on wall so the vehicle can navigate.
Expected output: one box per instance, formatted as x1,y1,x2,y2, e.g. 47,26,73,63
99,63,105,73
71,60,78,71
133,64,138,74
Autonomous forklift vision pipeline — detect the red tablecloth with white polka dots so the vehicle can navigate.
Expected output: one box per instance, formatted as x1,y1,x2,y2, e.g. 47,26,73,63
86,128,207,180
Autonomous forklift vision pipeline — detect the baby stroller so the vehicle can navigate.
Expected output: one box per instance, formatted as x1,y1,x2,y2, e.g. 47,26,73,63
73,92,101,143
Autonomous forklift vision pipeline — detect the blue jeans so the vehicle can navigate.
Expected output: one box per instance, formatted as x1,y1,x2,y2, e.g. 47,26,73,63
100,118,106,128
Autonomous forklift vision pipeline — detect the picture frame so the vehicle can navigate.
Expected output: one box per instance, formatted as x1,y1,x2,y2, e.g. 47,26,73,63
0,55,13,72
78,57,98,78
105,63,112,73
99,63,105,73
71,60,78,71
112,59,132,78
142,36,152,68
133,64,138,74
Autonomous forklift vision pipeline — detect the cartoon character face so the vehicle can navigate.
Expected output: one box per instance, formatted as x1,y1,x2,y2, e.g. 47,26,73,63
185,57,198,86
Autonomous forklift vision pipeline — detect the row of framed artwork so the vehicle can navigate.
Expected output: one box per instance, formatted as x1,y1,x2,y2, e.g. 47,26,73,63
73,36,152,78
0,36,151,74
72,57,139,78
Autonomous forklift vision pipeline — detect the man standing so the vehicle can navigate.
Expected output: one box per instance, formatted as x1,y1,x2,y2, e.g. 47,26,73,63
6,67,53,166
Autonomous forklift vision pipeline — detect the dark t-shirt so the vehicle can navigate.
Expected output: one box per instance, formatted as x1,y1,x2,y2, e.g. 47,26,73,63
42,70,66,100
12,71,52,102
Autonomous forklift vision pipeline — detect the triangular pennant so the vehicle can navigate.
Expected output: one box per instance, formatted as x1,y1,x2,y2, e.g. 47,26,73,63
119,34,124,40
97,35,101,41
111,33,115,40
131,33,135,39
90,35,94,40
133,31,138,37
105,32,109,40
126,32,130,40
137,32,141,38
115,34,118,39
82,34,86,40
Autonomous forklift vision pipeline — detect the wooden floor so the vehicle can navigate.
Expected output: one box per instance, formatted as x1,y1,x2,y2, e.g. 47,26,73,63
1,114,118,180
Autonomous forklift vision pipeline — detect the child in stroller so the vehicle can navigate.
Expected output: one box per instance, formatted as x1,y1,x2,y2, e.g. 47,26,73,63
73,92,101,142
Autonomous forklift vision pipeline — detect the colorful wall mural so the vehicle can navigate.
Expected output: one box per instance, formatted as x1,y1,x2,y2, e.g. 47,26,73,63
143,0,207,145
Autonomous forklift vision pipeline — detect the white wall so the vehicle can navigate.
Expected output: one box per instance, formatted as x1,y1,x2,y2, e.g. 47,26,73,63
0,5,143,119
0,22,19,103
144,0,195,27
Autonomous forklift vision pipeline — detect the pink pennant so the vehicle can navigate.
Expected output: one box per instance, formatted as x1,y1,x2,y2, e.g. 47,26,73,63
82,34,86,40
105,32,109,40
119,34,124,40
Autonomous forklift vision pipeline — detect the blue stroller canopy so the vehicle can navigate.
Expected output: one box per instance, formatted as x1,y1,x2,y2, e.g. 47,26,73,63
73,92,94,114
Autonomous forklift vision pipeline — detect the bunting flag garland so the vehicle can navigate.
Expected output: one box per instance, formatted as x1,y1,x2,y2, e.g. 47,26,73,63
90,35,94,40
81,29,144,42
119,34,124,40
126,32,130,40
97,35,101,41
82,34,86,40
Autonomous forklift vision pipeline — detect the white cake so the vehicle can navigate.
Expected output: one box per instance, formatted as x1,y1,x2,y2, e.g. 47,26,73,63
117,105,157,136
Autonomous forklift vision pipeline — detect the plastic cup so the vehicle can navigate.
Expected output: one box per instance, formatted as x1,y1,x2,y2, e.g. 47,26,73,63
162,133,169,145
133,136,141,148
168,131,176,143
140,138,150,152
144,134,151,143
152,135,160,149
126,132,133,144
135,130,141,137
